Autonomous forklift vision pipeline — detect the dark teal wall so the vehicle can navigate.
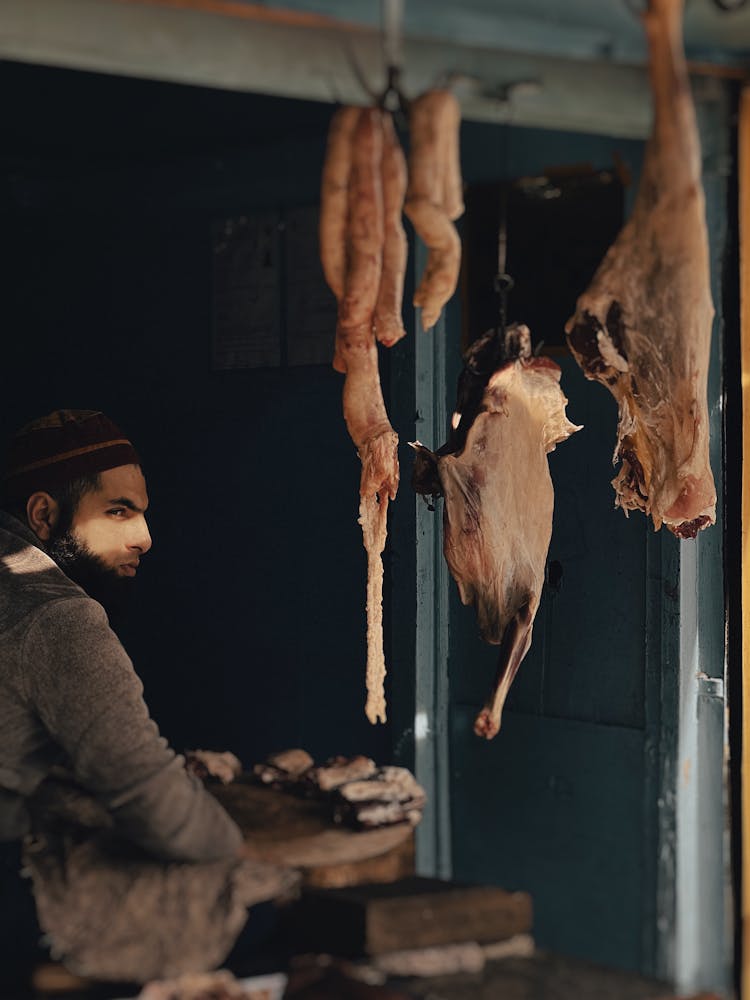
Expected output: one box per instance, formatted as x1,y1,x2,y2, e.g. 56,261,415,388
0,63,398,766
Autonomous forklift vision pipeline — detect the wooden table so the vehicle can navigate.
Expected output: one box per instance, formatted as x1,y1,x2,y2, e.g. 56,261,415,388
211,779,414,881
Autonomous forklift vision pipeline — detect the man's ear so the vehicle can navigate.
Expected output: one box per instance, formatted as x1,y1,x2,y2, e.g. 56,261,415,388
26,492,60,542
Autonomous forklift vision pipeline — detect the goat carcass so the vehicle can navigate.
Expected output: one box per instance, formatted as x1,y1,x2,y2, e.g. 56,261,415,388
413,326,580,738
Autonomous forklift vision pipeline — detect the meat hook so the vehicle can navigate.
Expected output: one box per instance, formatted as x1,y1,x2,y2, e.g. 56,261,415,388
378,64,410,117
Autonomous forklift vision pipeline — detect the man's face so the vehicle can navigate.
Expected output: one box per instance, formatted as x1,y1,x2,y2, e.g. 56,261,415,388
46,465,151,614
68,465,152,576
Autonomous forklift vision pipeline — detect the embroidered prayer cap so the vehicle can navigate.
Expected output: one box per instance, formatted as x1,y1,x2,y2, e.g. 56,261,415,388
2,409,141,502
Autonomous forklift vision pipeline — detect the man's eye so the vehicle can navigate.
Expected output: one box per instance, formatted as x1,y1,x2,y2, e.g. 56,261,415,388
107,508,127,517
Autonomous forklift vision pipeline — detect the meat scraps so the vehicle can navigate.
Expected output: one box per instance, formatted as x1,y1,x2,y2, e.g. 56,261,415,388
332,766,426,829
184,750,242,785
413,326,580,738
565,0,716,538
250,750,426,830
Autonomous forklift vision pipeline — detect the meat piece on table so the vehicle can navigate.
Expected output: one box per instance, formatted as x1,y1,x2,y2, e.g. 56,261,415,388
333,765,426,829
405,90,464,331
413,325,580,739
266,748,315,777
308,755,377,792
565,0,715,538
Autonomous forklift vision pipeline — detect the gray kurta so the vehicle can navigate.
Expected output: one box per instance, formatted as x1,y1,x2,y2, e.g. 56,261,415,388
0,511,242,862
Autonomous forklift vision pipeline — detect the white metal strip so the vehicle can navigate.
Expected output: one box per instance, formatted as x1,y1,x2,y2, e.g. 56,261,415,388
414,237,452,880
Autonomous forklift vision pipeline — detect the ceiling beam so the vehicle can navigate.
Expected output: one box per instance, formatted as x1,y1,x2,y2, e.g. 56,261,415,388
0,0,657,138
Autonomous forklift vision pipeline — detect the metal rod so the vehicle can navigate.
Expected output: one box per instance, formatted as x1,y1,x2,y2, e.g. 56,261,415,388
494,184,514,337
382,0,404,74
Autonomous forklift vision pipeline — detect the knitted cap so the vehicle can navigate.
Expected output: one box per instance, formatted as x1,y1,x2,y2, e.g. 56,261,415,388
2,410,140,502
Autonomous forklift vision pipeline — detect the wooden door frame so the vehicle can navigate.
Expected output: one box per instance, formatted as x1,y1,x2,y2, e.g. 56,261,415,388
739,81,750,1000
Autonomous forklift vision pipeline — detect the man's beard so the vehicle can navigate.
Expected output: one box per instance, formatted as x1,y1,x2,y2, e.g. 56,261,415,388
47,529,135,619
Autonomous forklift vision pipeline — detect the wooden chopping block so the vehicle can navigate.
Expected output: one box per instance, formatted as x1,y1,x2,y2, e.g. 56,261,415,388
303,832,415,889
278,876,533,956
212,781,414,870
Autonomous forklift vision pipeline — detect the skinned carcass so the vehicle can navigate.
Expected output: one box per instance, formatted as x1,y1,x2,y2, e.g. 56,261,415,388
413,326,580,739
565,0,715,538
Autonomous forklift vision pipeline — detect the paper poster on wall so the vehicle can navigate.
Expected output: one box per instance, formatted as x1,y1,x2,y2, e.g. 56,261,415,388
212,213,280,369
284,205,337,367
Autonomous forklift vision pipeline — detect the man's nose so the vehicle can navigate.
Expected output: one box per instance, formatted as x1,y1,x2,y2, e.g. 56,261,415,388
129,517,152,555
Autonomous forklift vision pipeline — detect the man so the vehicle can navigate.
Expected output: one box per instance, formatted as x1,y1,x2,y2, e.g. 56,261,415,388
0,410,288,986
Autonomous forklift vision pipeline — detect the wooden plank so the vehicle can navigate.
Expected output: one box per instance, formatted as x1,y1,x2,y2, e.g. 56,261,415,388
281,876,532,956
364,879,532,954
303,834,415,889
401,951,706,1000
739,81,750,1000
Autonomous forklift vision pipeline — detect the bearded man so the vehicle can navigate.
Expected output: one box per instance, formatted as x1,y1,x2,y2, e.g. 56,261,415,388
0,410,291,989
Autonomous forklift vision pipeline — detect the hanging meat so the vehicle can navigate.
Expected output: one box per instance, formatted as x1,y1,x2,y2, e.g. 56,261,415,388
565,0,716,538
320,106,403,725
405,90,464,331
375,112,409,348
413,326,580,739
